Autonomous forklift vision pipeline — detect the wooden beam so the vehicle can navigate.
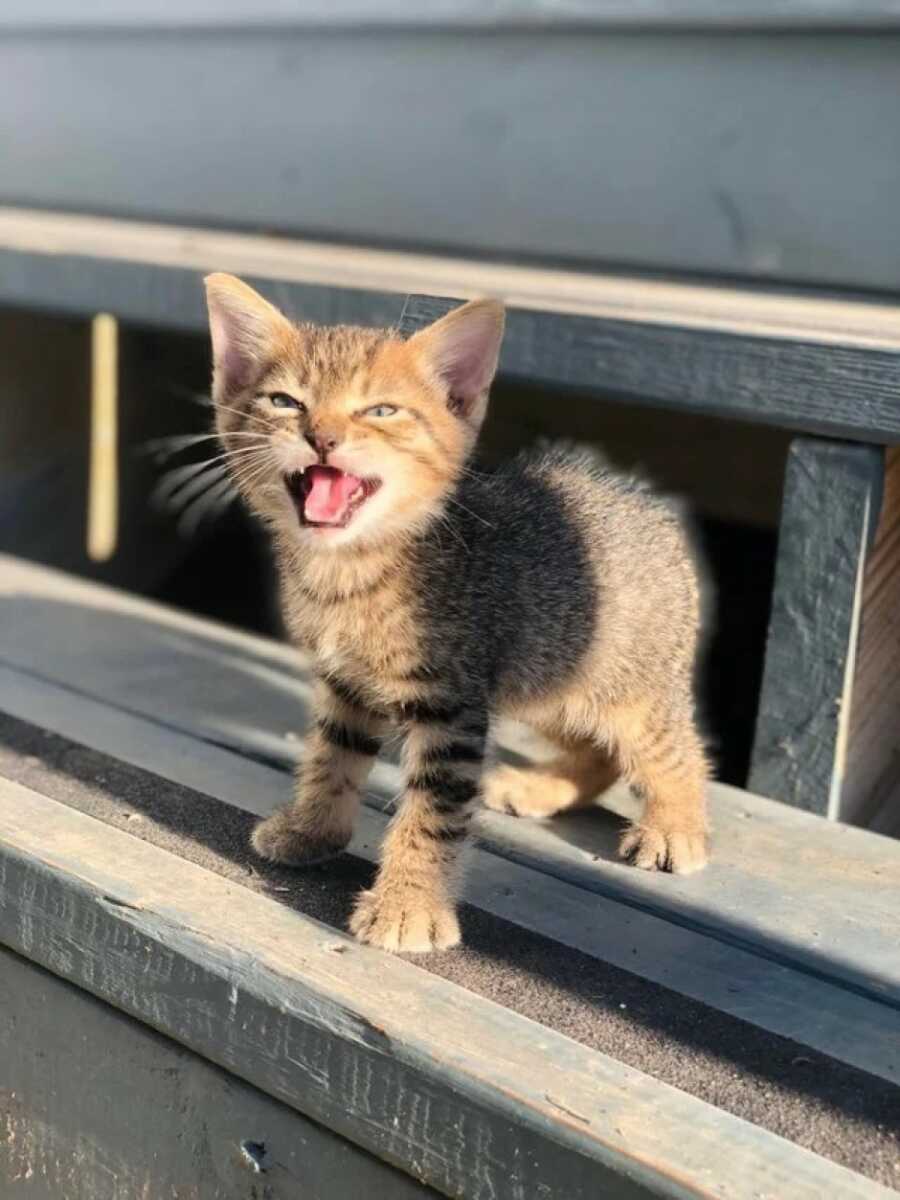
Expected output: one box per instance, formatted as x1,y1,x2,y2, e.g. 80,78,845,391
4,209,900,351
749,437,884,816
2,215,900,440
0,780,890,1200
4,0,900,31
0,944,435,1199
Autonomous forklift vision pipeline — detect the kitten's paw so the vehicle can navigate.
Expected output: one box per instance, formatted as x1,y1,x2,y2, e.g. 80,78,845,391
482,764,561,819
349,887,460,953
252,807,351,866
619,824,708,874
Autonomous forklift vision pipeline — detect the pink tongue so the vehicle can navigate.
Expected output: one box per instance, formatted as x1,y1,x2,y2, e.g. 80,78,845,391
304,466,363,524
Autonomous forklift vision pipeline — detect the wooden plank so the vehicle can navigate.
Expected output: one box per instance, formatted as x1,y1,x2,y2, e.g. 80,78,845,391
5,243,900,446
4,216,900,439
0,781,891,1200
845,446,900,836
3,665,898,1088
4,209,900,352
0,945,436,1200
749,438,884,817
3,32,900,292
4,0,900,30
1,557,898,1013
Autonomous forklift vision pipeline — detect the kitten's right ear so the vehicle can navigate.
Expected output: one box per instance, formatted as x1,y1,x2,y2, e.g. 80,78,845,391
204,273,293,397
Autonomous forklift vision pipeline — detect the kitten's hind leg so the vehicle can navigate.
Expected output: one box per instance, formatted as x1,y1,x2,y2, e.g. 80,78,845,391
483,742,618,819
252,679,384,866
611,703,709,875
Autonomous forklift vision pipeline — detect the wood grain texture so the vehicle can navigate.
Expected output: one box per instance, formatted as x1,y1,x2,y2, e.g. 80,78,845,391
3,664,898,1088
0,780,892,1200
3,227,900,437
5,208,900,351
1,556,898,1010
749,438,884,816
401,296,900,441
845,446,900,836
0,945,435,1200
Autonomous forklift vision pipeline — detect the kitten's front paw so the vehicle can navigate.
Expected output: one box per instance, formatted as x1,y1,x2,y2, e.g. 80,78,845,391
349,887,460,953
252,807,351,866
619,823,708,874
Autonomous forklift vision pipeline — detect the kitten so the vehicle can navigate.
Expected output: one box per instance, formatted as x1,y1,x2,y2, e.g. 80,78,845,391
204,273,709,953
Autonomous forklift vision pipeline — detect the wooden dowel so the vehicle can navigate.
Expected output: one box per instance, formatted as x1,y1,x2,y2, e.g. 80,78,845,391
86,313,118,562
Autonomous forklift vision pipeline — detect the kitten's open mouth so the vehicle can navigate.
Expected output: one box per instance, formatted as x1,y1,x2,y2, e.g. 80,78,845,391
285,465,381,529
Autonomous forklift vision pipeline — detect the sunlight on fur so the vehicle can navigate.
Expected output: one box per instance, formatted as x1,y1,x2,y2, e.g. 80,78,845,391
203,274,709,953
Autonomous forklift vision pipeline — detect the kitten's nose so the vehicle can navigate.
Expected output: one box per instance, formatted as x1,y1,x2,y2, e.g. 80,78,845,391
304,430,339,460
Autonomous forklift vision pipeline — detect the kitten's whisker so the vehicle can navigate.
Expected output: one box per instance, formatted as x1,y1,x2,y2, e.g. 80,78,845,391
446,496,495,528
232,455,279,493
166,447,273,514
139,431,270,463
212,399,263,421
177,473,238,537
153,445,272,505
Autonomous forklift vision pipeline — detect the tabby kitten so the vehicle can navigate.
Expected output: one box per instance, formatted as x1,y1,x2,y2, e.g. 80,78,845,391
204,274,709,953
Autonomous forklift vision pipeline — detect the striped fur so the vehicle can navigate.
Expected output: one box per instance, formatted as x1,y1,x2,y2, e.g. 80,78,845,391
205,275,710,953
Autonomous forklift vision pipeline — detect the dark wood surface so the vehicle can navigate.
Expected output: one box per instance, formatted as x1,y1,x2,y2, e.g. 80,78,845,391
749,437,885,815
0,944,436,1200
3,257,900,442
401,295,900,443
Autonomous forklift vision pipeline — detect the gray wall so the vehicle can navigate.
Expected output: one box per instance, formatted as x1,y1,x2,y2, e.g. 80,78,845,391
2,20,900,292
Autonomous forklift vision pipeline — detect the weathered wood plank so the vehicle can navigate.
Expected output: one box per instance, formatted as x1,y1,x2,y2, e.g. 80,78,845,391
749,437,884,817
0,781,891,1200
0,944,436,1200
3,223,900,439
3,669,898,1089
845,446,900,836
402,295,900,442
1,555,897,1008
5,0,900,30
5,209,900,351
4,29,900,291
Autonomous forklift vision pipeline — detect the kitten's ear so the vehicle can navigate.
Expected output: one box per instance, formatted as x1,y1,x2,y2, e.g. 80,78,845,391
410,299,505,428
204,273,293,397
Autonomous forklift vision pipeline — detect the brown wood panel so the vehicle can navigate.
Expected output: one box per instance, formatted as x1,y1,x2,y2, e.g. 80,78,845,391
845,446,900,835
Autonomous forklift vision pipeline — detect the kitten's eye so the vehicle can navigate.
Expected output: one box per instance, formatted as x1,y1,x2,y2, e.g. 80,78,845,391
363,404,398,418
269,392,305,412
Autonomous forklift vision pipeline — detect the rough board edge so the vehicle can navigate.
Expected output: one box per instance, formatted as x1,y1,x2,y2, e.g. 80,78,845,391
2,676,897,1087
0,779,890,1200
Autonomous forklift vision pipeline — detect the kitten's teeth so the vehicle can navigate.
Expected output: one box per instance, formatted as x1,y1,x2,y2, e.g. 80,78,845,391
350,485,364,502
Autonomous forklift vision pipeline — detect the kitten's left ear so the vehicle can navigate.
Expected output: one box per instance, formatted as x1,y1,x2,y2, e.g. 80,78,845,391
410,299,506,429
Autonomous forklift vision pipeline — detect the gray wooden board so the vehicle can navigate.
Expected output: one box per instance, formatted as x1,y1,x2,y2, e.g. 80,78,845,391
1,556,897,1004
1,559,899,1085
0,779,894,1200
749,437,884,815
3,30,900,292
0,944,437,1200
5,1,900,30
3,713,899,1188
5,251,900,439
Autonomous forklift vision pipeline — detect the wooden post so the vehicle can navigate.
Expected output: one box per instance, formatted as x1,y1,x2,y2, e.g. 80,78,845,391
86,312,119,562
749,437,884,817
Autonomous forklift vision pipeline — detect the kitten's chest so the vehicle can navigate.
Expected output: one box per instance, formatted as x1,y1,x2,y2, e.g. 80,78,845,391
283,569,422,686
